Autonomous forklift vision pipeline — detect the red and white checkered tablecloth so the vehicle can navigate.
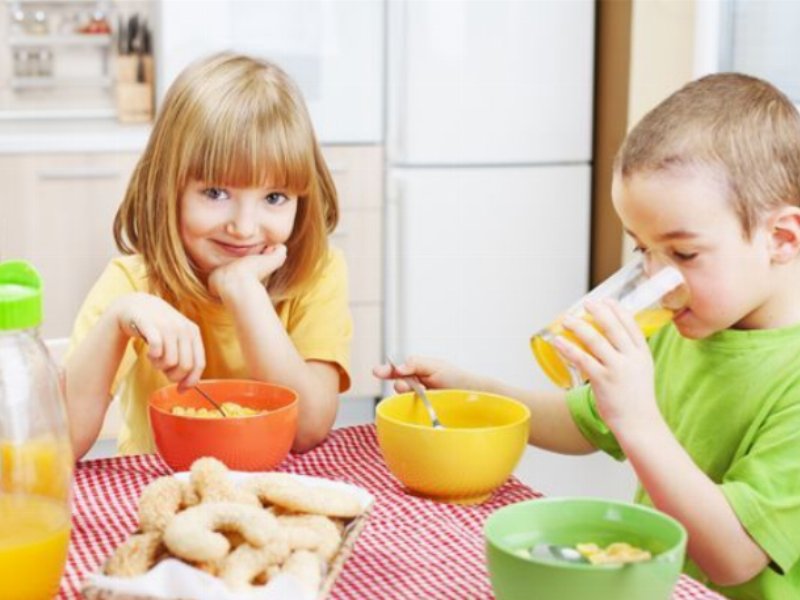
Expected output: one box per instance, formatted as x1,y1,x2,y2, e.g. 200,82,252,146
59,424,725,600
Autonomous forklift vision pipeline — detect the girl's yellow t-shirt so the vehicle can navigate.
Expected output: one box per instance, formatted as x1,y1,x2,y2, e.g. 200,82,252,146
68,249,352,455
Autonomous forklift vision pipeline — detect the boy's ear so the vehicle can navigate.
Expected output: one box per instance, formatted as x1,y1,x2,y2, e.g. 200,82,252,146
768,206,800,264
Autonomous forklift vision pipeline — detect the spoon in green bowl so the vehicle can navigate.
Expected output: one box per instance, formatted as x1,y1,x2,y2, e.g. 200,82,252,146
529,543,588,564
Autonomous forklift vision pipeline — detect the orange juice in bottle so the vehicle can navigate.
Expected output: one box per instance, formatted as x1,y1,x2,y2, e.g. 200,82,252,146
0,261,74,599
531,259,688,389
0,490,71,600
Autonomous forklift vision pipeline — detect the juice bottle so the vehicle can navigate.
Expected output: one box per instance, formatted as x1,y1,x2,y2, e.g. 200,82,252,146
531,259,689,389
0,261,74,599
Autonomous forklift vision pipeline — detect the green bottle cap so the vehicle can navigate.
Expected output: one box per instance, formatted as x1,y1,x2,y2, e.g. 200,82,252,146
0,260,43,330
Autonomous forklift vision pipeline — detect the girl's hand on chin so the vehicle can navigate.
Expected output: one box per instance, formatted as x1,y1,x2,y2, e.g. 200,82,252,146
208,244,288,298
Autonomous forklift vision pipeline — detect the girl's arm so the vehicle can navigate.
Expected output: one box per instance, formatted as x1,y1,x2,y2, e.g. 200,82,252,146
65,305,130,459
65,292,206,459
557,298,768,585
215,272,339,452
374,357,595,454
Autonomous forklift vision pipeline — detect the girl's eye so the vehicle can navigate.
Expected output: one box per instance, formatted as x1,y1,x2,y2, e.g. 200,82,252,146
203,187,229,201
633,245,648,255
265,192,289,206
673,251,698,262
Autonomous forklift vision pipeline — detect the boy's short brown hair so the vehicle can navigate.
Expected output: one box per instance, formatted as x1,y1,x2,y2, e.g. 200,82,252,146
615,73,800,238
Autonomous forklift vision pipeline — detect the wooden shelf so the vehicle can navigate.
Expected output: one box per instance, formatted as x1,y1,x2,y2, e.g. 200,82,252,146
5,0,102,4
11,75,113,89
9,34,112,46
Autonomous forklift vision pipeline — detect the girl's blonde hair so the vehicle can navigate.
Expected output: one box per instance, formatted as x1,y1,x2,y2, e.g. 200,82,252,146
114,52,338,307
615,73,800,238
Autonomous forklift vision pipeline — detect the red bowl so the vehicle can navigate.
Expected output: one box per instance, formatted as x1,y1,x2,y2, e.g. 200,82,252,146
149,379,298,472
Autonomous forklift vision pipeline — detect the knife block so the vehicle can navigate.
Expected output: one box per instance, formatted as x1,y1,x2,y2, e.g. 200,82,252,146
115,55,154,123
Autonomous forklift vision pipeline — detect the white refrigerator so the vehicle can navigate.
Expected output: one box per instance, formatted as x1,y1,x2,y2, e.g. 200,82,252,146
385,0,637,499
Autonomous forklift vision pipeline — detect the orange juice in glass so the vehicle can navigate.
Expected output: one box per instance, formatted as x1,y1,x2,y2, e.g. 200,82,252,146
531,257,689,389
0,261,74,599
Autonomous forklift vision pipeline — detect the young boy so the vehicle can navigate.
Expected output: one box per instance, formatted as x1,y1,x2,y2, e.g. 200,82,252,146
375,73,800,599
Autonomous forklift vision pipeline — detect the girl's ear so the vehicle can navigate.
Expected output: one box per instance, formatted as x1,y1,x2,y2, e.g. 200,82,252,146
768,206,800,264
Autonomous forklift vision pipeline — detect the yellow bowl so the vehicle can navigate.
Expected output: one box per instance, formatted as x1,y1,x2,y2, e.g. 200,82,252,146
376,390,530,504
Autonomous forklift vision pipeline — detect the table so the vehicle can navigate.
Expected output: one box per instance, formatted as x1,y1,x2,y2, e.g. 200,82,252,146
60,424,725,599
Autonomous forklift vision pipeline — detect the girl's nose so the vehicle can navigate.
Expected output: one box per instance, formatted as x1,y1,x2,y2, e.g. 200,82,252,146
225,206,257,238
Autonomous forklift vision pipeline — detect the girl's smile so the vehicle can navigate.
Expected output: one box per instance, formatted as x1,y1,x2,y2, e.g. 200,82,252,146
180,179,298,274
211,240,269,258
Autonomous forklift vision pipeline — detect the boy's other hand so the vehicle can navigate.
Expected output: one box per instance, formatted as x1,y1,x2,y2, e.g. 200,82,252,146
554,298,661,431
372,356,474,393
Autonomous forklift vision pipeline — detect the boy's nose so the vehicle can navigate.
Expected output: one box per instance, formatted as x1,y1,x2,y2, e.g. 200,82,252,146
643,252,670,276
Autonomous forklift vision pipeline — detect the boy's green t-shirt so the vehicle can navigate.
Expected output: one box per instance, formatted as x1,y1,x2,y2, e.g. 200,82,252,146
566,322,800,600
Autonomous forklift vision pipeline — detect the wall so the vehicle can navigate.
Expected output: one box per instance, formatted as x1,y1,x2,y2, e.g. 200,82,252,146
592,0,698,279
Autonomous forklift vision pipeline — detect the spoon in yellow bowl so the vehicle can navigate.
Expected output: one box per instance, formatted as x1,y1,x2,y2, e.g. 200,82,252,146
387,356,444,429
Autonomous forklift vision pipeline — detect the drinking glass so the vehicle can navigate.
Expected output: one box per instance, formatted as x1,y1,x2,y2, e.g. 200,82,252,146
531,256,690,389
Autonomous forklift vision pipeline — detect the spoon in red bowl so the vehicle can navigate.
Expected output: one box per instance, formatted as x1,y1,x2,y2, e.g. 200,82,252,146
129,320,226,418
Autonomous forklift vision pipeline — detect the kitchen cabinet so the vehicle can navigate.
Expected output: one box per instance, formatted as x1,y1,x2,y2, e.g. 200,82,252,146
0,151,139,338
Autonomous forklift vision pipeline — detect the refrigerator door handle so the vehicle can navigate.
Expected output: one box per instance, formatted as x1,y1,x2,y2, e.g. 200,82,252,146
384,177,405,363
386,0,408,161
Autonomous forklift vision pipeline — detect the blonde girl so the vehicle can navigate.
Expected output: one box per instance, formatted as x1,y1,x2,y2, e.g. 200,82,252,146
65,53,352,459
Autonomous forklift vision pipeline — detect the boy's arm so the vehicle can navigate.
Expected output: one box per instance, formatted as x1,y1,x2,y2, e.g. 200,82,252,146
618,418,769,586
376,357,596,455
473,376,596,454
558,299,769,585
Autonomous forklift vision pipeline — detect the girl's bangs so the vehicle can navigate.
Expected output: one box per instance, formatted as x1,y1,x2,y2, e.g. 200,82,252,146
184,114,314,195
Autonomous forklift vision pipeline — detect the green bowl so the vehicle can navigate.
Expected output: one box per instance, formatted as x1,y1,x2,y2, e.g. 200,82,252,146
484,498,687,600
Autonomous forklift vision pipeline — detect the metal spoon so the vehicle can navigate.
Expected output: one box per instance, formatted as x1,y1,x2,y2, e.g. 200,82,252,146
193,384,227,418
386,356,444,429
529,543,588,563
128,320,225,418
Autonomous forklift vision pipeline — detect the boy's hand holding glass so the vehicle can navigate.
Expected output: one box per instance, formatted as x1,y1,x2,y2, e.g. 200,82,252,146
553,298,661,430
531,255,690,390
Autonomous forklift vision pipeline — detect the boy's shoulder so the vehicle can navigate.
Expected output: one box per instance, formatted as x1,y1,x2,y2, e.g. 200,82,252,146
651,321,800,397
651,320,800,352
